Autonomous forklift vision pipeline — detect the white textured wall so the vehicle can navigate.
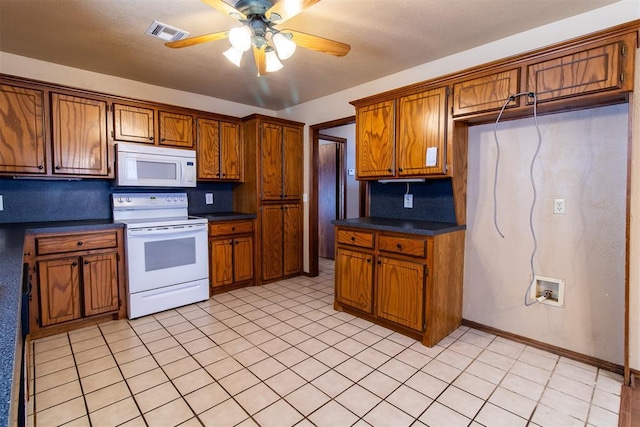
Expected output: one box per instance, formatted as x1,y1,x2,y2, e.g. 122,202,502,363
465,105,628,364
0,52,274,117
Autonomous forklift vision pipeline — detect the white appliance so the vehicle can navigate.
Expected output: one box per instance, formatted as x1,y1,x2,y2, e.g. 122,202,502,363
113,192,209,319
116,143,197,187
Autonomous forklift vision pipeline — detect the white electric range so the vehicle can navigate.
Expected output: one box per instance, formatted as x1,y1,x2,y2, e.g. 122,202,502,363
112,193,209,319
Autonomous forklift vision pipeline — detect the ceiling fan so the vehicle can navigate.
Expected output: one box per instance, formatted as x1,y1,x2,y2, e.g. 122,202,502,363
165,0,351,76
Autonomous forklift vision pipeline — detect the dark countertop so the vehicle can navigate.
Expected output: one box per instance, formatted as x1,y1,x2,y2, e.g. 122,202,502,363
0,220,123,427
332,217,466,236
197,212,257,222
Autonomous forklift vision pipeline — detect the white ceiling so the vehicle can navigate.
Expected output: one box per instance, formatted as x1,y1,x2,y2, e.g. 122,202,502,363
0,0,623,111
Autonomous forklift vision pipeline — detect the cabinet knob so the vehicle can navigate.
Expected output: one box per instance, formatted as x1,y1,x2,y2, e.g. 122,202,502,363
77,241,83,246
367,259,371,263
229,240,233,245
231,227,236,231
37,165,43,170
149,136,154,141
161,138,166,142
396,243,402,249
55,166,61,170
72,261,78,267
398,168,404,172
84,260,89,265
351,236,355,241
387,168,392,173
377,260,381,265
222,173,226,177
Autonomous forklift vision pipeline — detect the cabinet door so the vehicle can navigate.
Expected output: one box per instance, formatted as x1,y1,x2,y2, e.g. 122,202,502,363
159,111,194,148
335,248,373,313
211,238,234,287
51,93,109,176
0,84,46,174
283,126,302,199
38,257,81,326
113,104,155,144
452,69,520,116
261,123,283,200
375,256,425,331
356,100,394,179
220,121,242,180
233,236,254,282
527,41,623,103
82,252,119,316
397,87,447,176
283,203,302,276
261,205,283,280
197,118,220,179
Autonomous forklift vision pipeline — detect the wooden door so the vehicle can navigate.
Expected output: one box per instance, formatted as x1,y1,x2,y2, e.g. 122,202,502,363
335,248,373,313
38,257,81,326
375,256,425,331
318,143,338,259
261,123,283,200
283,203,302,276
261,205,283,280
356,100,394,178
0,84,46,174
197,118,220,179
51,93,109,176
211,238,234,287
220,121,241,180
397,87,447,176
82,252,119,317
113,104,155,144
233,236,254,282
283,125,302,200
159,111,194,148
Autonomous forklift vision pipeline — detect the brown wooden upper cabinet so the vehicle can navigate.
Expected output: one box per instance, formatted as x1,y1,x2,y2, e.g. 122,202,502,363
0,82,46,174
354,86,448,180
526,38,630,104
113,103,195,149
452,69,521,117
197,118,242,181
51,93,109,176
260,123,303,200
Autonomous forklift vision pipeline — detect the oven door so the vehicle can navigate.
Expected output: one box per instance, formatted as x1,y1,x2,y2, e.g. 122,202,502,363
125,223,208,292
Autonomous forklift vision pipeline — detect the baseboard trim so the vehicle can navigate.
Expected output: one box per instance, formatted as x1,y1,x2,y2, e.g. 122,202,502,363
462,319,624,375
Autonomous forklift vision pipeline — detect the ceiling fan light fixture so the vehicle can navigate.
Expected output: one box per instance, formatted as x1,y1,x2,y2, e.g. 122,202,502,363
223,46,244,67
265,46,283,72
272,32,296,60
228,26,252,52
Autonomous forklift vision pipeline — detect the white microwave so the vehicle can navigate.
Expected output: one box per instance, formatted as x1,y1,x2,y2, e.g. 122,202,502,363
116,143,197,187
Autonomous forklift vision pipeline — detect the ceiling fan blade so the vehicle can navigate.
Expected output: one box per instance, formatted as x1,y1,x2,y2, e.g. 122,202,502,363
286,30,350,57
200,0,247,20
165,31,229,48
266,0,321,24
253,46,267,76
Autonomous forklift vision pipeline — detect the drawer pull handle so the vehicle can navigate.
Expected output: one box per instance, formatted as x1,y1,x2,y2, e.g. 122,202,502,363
351,236,355,241
77,241,83,246
232,227,236,231
396,243,402,249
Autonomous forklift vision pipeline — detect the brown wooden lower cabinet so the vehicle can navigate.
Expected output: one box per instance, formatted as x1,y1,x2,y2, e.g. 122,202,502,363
209,219,255,294
334,225,465,347
25,228,126,338
260,203,302,283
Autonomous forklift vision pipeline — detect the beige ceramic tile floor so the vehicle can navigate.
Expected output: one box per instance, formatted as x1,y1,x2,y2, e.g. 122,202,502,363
28,259,623,426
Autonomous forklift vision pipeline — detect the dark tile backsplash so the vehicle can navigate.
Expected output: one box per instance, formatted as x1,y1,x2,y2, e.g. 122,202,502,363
0,178,234,224
368,179,456,223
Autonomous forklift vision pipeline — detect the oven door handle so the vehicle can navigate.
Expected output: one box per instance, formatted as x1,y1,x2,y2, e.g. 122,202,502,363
127,224,206,236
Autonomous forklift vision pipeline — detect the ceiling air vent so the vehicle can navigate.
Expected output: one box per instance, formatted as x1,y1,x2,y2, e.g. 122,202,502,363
145,21,189,42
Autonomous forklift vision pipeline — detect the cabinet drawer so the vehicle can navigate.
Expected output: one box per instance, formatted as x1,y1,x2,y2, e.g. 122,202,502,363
36,232,118,255
378,235,426,258
209,220,253,236
337,229,374,249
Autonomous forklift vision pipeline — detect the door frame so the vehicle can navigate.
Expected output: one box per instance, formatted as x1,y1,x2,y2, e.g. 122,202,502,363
309,116,366,276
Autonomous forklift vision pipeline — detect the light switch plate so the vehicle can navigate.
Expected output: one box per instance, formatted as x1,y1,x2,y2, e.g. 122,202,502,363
205,193,214,205
0,195,3,211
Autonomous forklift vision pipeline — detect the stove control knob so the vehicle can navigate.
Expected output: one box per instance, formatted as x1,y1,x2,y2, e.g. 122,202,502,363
117,197,124,203
125,197,132,203
173,196,178,202
166,196,171,202
179,196,184,202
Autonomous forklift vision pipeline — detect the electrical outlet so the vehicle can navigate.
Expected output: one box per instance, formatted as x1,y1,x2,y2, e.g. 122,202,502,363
403,194,413,208
553,198,565,214
0,195,3,211
205,193,214,205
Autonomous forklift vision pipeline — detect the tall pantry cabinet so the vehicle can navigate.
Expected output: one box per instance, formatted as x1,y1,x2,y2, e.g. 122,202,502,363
234,115,304,284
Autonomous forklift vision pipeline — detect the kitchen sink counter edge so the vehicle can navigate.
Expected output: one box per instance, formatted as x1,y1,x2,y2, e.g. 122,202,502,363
0,219,124,426
332,217,466,236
